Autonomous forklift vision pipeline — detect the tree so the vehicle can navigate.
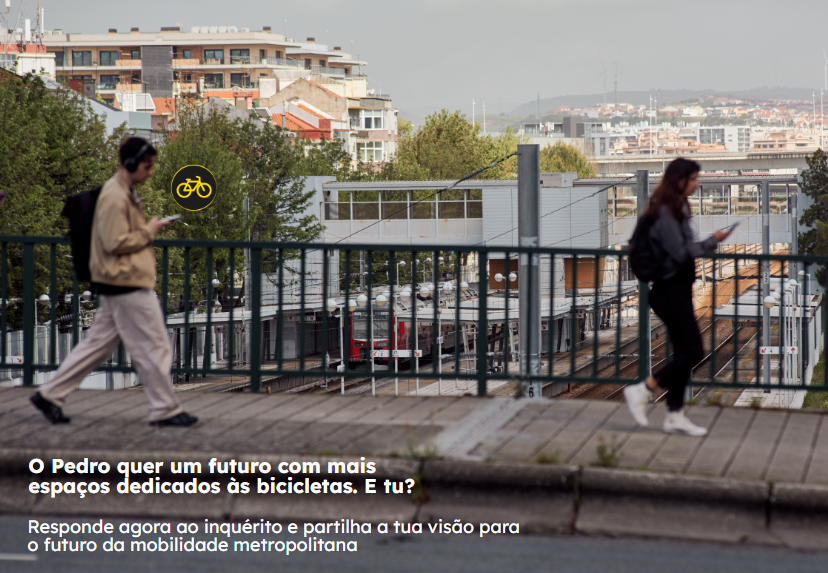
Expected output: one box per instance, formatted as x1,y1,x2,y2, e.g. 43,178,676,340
797,148,828,286
147,99,324,308
539,142,597,178
379,110,521,181
0,72,128,326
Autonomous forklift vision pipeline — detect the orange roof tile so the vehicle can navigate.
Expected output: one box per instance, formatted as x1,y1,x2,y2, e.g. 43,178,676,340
295,103,328,119
271,113,320,132
204,90,257,99
308,81,340,97
152,97,175,115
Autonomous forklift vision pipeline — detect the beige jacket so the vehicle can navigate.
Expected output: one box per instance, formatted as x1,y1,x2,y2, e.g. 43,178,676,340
90,174,159,289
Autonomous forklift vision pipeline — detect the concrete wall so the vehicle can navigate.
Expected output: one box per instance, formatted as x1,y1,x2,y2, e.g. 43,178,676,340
259,78,347,120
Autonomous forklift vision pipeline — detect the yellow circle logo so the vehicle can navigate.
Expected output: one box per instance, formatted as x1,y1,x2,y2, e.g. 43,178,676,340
171,165,217,211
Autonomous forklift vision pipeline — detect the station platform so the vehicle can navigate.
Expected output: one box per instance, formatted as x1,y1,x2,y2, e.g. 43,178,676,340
2,387,827,548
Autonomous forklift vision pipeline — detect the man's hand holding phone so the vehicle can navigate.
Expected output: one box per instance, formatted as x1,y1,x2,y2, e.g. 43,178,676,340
150,214,181,233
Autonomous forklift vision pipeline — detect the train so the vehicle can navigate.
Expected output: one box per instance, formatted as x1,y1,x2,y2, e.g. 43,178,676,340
347,303,454,368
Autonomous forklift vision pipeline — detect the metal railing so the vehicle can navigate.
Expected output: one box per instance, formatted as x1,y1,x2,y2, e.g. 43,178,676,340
1,235,826,397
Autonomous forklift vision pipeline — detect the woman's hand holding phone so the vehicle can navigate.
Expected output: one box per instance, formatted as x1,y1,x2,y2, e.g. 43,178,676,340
714,220,740,242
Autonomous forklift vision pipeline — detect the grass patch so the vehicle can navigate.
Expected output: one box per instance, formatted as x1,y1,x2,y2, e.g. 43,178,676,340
533,450,561,464
592,435,621,468
749,396,764,409
706,393,722,406
803,350,828,409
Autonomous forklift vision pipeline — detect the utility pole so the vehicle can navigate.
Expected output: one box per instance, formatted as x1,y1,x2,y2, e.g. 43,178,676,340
762,180,770,391
518,144,542,398
636,170,651,380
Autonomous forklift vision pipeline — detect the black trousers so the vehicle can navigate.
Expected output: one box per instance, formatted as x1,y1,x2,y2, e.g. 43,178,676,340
649,279,704,411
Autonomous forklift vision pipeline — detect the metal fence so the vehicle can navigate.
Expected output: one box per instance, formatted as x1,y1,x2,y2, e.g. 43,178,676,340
1,235,826,397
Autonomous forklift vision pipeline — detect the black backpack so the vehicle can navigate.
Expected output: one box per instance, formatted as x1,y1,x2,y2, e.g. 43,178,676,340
628,212,659,282
61,186,102,282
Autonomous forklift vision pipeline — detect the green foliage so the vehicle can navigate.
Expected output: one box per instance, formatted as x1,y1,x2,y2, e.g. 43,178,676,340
533,450,561,464
540,142,597,178
0,72,128,326
291,136,373,181
797,149,828,286
378,109,521,181
593,435,621,467
147,99,323,306
803,350,828,409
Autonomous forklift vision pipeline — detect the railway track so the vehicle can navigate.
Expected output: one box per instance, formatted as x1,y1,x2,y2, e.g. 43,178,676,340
570,321,718,400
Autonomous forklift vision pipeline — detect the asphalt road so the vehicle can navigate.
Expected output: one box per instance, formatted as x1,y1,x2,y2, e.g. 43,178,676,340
1,516,826,573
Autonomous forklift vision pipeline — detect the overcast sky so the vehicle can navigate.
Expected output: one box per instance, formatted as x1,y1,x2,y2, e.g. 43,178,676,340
22,0,828,116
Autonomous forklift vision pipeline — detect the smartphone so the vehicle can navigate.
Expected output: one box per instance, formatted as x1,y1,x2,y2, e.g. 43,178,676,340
161,214,182,223
721,220,742,233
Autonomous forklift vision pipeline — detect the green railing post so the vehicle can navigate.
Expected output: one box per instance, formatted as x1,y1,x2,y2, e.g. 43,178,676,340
637,280,650,383
249,247,262,392
22,243,34,386
477,251,488,396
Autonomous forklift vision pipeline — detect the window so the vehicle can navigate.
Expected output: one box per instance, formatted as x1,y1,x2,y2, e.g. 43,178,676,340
99,74,119,88
229,49,249,64
204,49,224,64
183,49,191,59
53,51,64,67
304,58,312,69
130,49,140,60
275,50,282,59
204,73,223,88
131,73,140,84
230,72,250,88
259,49,266,62
319,59,325,66
72,51,91,66
362,109,385,130
360,141,385,162
99,51,119,66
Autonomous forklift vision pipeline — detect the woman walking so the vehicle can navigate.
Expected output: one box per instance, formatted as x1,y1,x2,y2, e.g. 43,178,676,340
624,158,734,436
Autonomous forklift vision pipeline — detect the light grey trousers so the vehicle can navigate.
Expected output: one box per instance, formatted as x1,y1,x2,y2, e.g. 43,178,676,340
40,289,182,422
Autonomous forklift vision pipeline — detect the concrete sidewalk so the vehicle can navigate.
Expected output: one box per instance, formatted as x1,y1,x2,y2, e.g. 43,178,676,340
1,387,827,549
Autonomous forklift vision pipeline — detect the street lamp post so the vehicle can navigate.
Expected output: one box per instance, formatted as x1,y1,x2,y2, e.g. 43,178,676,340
395,288,411,395
397,260,406,286
327,298,356,394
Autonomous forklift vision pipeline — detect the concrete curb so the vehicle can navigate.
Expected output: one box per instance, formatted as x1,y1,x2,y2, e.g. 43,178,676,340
2,448,828,548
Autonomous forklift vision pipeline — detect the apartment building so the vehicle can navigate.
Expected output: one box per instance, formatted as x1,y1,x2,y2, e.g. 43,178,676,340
40,26,365,103
698,126,751,153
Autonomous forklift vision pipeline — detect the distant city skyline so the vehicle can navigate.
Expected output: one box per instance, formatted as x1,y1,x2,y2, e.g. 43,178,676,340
21,0,828,116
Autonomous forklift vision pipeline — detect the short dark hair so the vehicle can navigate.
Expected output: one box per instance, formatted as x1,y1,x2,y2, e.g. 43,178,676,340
119,137,157,167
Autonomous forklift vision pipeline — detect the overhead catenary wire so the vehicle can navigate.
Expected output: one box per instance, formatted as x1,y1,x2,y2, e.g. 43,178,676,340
329,152,517,246
479,175,636,246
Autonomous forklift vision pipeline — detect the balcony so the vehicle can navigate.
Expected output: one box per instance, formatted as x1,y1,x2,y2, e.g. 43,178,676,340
172,58,200,67
311,65,346,76
116,83,142,91
115,59,141,67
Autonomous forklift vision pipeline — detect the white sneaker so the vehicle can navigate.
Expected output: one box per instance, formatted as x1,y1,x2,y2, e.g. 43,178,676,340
663,410,707,437
623,382,651,427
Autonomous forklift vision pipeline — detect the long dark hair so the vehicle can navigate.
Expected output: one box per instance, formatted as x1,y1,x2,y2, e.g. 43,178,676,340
646,157,700,220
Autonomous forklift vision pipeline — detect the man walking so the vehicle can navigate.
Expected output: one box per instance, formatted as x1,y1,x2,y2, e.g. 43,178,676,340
31,137,197,427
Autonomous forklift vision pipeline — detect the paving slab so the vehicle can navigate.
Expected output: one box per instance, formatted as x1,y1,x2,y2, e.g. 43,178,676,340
764,413,821,483
493,401,589,461
804,416,828,486
686,407,755,477
726,410,787,482
647,407,721,473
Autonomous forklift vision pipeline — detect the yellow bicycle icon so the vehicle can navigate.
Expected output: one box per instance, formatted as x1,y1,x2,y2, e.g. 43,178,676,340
176,176,212,199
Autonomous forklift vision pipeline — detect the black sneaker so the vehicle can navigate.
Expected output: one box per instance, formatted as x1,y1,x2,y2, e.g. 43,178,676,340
30,392,71,424
150,412,198,427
